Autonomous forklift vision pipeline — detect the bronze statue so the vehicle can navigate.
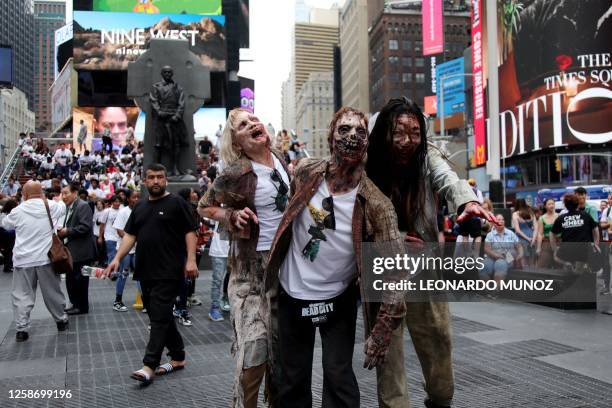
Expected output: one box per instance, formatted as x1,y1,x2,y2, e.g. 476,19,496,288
149,66,189,177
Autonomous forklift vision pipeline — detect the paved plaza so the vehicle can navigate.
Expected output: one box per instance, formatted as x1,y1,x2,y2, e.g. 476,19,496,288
0,269,611,408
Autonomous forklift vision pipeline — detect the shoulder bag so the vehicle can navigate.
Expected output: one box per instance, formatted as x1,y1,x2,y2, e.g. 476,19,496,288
43,199,73,275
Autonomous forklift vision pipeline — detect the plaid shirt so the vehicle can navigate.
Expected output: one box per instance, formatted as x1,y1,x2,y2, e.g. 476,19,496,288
265,158,406,338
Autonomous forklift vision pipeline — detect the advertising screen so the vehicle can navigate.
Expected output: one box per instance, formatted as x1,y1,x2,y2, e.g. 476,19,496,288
422,0,444,56
73,11,226,72
239,76,254,113
73,106,141,153
0,46,13,85
54,23,73,79
93,0,222,15
436,57,466,116
134,107,227,145
486,0,612,160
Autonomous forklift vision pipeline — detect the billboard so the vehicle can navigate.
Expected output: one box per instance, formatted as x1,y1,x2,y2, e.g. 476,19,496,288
239,76,254,113
73,11,226,72
422,0,444,56
436,57,466,116
54,23,73,79
424,95,437,115
471,0,486,165
133,107,227,144
489,0,612,160
73,106,140,153
0,46,13,86
92,0,222,15
51,61,74,131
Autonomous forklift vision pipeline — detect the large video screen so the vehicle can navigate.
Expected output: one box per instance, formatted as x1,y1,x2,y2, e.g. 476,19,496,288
0,46,13,85
73,11,226,72
73,106,141,153
489,0,612,158
134,107,227,145
93,0,222,15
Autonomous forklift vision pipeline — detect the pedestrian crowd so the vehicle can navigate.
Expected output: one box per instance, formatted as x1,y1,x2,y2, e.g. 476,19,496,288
0,99,609,408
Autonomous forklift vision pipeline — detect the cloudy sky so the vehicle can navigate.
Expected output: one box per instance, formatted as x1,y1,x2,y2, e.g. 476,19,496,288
243,0,345,131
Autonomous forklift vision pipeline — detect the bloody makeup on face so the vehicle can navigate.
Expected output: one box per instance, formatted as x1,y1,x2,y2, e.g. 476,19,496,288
331,112,368,162
392,113,421,164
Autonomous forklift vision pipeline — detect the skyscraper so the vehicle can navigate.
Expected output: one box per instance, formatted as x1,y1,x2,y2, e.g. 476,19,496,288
34,0,66,132
340,0,370,113
0,0,35,108
292,9,339,103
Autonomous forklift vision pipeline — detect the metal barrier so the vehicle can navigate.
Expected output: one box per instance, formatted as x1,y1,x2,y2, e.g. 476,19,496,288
0,145,22,192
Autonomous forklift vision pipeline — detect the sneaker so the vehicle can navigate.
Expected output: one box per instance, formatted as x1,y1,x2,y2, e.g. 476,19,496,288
16,331,28,342
141,308,147,314
179,313,192,326
208,307,225,322
147,325,151,331
188,296,202,306
173,306,182,318
220,298,231,312
113,301,128,312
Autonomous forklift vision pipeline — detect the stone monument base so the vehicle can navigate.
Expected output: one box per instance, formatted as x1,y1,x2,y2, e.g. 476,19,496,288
139,182,201,198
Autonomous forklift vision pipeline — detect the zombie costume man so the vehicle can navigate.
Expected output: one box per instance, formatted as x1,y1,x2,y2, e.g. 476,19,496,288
367,98,497,408
265,107,407,408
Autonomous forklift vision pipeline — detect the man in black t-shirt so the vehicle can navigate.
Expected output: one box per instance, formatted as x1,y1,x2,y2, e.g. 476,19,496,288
198,136,213,164
105,163,198,385
551,193,599,264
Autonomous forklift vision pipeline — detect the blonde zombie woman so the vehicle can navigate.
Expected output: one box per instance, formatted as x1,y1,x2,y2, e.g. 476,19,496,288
198,109,290,407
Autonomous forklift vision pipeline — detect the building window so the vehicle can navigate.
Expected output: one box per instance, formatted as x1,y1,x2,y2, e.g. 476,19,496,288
389,73,399,82
389,40,399,50
402,40,412,50
415,73,425,83
402,57,412,67
388,56,399,64
402,73,412,83
415,58,425,67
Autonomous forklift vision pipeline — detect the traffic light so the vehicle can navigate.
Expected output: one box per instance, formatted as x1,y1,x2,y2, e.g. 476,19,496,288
555,159,561,172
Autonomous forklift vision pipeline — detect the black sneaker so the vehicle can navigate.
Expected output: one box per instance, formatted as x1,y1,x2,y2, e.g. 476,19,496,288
113,301,128,312
16,331,28,342
57,321,69,331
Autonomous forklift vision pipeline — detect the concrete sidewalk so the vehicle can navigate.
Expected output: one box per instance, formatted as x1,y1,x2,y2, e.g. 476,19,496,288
0,269,610,407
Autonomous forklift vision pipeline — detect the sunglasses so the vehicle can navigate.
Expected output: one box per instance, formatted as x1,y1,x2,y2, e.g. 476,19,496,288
270,169,288,212
322,196,336,230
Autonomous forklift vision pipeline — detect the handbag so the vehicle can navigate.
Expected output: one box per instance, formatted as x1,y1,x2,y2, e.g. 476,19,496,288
43,199,73,275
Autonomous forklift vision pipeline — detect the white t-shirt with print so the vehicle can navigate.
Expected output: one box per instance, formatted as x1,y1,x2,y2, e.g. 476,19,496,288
113,206,135,254
103,207,120,242
92,207,106,237
53,148,72,167
251,155,290,251
279,181,358,301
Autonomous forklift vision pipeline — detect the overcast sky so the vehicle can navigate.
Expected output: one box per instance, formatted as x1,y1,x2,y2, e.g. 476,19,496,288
244,0,345,131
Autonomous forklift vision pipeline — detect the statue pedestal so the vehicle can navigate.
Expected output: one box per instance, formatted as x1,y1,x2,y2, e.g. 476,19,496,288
166,181,201,195
139,182,201,199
